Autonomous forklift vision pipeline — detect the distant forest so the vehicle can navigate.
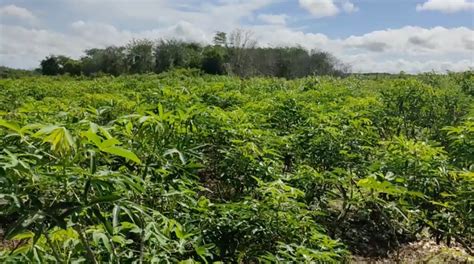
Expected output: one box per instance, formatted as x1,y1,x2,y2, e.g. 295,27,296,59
28,30,350,79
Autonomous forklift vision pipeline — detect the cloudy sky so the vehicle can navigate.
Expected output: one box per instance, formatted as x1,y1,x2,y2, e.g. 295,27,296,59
0,0,473,73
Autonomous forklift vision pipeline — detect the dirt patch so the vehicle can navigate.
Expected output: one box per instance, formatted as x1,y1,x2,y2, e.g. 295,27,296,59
0,228,16,251
352,240,473,263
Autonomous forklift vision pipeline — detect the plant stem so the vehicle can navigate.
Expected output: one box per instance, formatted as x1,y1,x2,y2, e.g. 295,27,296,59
75,225,97,264
44,231,63,263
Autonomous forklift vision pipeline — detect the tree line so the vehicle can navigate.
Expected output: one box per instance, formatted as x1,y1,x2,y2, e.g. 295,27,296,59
40,30,349,78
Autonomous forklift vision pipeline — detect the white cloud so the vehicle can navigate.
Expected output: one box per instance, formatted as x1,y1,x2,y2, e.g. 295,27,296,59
0,20,210,69
249,25,330,48
1,22,472,73
299,0,339,18
0,1,471,73
0,0,275,68
347,57,473,73
0,25,86,69
341,26,473,55
69,20,209,47
0,4,36,22
257,14,288,25
250,25,473,73
416,0,474,13
342,1,358,13
64,0,274,33
298,0,358,18
463,36,474,50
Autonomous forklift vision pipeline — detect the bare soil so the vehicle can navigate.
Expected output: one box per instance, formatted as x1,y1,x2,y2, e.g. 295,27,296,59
352,240,473,263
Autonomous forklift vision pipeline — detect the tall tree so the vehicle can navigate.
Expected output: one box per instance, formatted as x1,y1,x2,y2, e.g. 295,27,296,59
201,47,226,75
40,56,61,76
126,39,155,74
213,32,227,47
155,40,202,73
228,29,257,77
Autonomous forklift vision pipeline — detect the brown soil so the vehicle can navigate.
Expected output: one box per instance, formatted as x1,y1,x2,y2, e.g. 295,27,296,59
352,240,473,263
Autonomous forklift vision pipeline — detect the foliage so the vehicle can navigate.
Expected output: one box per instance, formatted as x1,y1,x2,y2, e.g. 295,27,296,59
40,56,82,76
0,71,472,262
0,66,39,79
37,31,348,78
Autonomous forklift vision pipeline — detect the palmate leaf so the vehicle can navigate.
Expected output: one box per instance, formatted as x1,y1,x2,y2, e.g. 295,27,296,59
1,149,19,169
33,125,75,156
358,177,408,196
1,71,472,262
82,124,141,164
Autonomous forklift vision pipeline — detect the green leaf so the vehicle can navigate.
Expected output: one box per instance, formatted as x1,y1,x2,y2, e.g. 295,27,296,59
100,138,121,149
11,231,34,240
358,177,407,195
34,125,75,155
93,207,114,236
102,146,141,164
0,119,21,133
164,148,186,164
93,232,112,253
175,223,185,240
113,205,120,229
88,194,122,205
83,129,103,147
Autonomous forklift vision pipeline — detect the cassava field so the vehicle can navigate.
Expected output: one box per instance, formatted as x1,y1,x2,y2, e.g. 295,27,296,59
0,70,473,263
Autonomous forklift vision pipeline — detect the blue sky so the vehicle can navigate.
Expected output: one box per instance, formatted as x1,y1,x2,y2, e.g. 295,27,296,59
0,0,473,72
255,0,474,37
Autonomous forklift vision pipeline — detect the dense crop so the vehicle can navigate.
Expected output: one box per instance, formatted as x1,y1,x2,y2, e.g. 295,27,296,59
0,70,473,262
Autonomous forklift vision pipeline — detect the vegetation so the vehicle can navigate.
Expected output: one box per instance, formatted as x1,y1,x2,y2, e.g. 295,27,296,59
0,70,473,263
0,66,39,79
35,30,348,79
